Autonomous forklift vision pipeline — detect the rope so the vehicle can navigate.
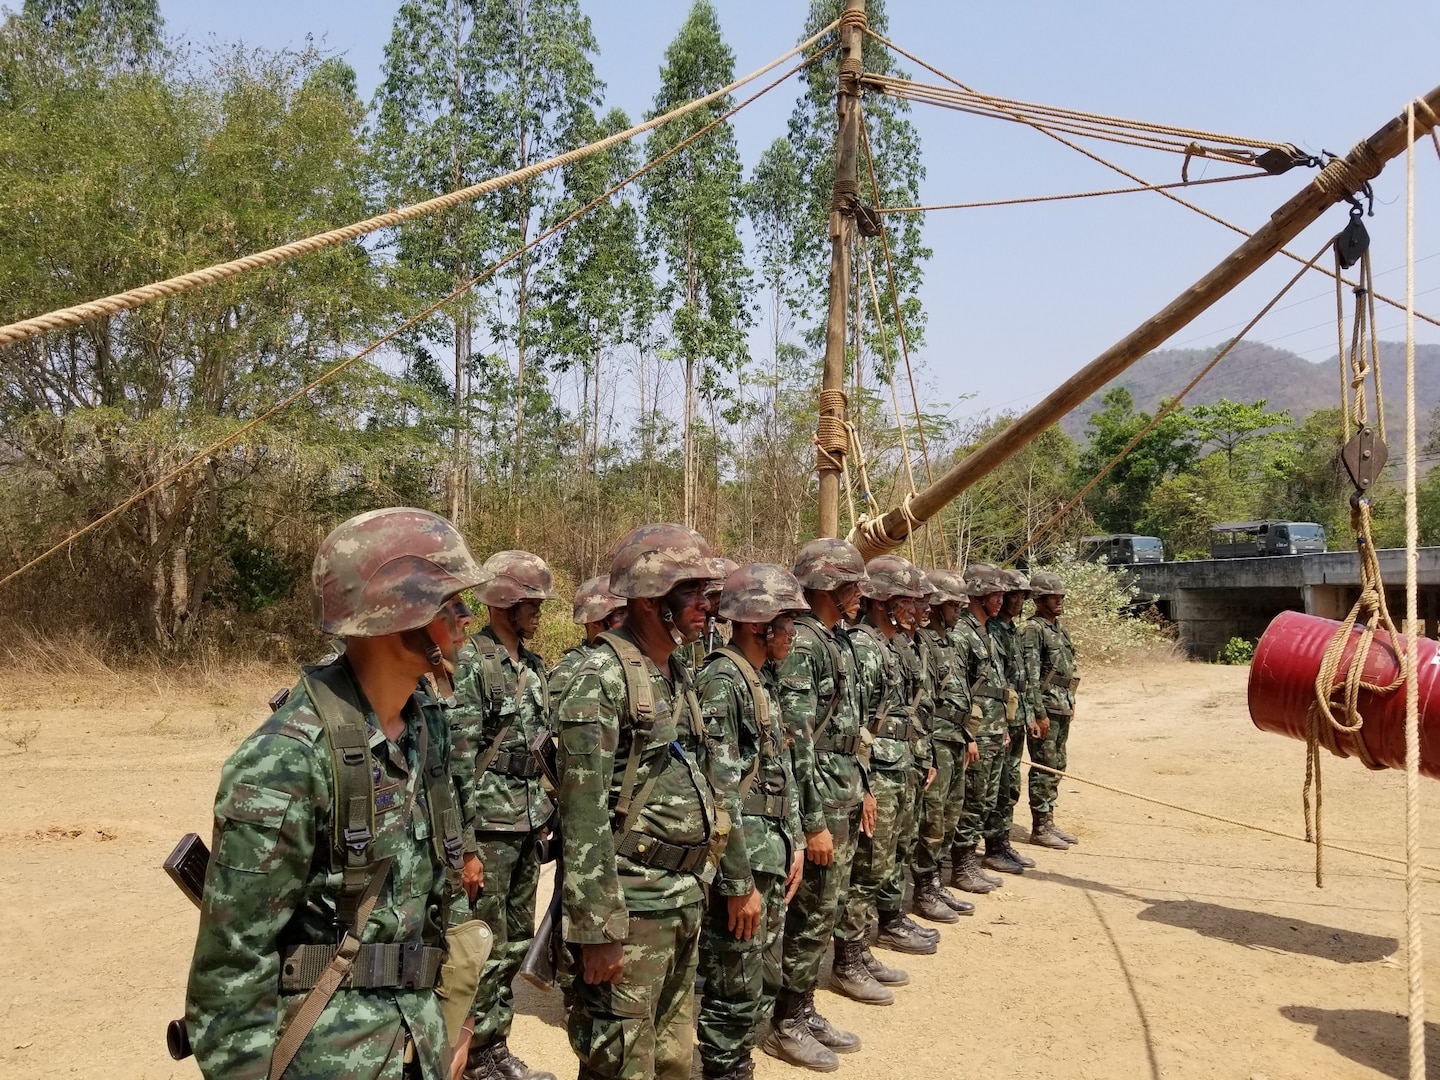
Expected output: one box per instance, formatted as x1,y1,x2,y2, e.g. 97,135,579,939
1024,760,1440,877
877,172,1271,214
0,47,832,594
861,244,920,564
1402,101,1426,1080
858,113,949,567
1313,140,1386,202
837,5,869,31
863,29,1440,334
815,388,851,472
1005,233,1335,566
0,22,840,351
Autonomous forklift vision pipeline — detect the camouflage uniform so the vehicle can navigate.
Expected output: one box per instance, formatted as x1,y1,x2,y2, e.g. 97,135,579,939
556,620,718,1080
695,649,802,1078
184,507,488,1080
950,609,1009,851
1025,612,1079,816
451,625,554,1051
984,614,1031,844
913,622,971,874
881,629,932,918
548,643,594,714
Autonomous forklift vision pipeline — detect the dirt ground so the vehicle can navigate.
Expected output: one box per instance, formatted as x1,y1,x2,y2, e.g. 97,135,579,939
5,655,1440,1080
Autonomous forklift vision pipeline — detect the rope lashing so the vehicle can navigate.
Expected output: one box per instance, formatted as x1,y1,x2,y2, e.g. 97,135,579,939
837,5,869,31
849,492,919,561
0,22,840,350
815,388,851,472
1313,140,1385,204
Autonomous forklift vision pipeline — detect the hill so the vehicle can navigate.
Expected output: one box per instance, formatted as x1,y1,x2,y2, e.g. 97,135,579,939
1058,340,1440,439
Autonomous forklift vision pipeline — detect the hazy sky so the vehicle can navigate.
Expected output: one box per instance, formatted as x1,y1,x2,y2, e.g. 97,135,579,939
158,0,1440,426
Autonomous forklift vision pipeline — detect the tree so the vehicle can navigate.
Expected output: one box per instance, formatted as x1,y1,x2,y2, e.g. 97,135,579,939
1076,388,1199,534
1189,398,1292,478
641,0,751,529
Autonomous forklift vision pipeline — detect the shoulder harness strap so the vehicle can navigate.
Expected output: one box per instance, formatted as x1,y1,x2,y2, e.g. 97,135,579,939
597,631,656,822
795,615,844,739
712,646,771,798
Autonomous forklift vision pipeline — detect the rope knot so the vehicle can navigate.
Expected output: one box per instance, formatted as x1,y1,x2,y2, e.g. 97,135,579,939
838,6,869,32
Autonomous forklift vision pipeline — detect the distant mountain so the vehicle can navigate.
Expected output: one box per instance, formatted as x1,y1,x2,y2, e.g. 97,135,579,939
1058,341,1440,440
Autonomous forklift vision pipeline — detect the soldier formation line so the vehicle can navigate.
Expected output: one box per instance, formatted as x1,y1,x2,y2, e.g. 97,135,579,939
179,510,1081,1080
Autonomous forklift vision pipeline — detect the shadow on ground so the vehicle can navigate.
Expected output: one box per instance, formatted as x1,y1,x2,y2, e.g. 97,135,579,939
1030,869,1397,963
1281,1006,1440,1079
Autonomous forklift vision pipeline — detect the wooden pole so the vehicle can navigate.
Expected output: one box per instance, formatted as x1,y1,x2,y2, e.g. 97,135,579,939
816,0,867,538
851,84,1440,558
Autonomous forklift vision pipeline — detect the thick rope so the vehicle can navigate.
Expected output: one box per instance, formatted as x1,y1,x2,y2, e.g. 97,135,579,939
0,48,830,594
861,244,920,564
1005,234,1334,566
1402,100,1426,1080
877,171,1270,214
0,22,839,350
1024,760,1440,877
864,29,1440,333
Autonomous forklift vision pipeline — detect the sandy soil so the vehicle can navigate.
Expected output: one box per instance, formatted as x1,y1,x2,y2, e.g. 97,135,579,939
5,656,1440,1080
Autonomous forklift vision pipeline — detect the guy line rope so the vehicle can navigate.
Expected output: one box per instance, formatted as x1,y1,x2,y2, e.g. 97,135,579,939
878,171,1272,215
0,19,840,350
0,44,835,594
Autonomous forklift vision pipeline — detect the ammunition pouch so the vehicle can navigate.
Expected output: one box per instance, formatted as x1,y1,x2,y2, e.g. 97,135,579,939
1042,672,1081,691
616,830,711,873
814,731,860,756
742,790,791,819
486,750,542,778
280,941,444,992
436,919,493,1046
871,716,909,741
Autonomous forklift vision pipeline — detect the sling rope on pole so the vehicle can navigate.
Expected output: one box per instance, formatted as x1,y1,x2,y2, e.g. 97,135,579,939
878,172,1271,214
0,47,832,594
864,28,1440,334
0,21,839,350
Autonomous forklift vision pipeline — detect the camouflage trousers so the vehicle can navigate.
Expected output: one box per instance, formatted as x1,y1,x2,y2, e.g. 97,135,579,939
568,903,703,1080
697,870,786,1075
953,731,1007,850
782,802,860,994
880,768,923,914
840,767,905,940
1028,713,1072,815
914,738,967,873
469,830,543,1046
984,723,1028,841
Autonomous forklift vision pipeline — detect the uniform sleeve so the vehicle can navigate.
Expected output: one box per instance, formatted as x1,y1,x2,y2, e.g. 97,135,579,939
784,739,805,855
697,666,754,897
185,730,324,1080
776,638,827,835
448,645,484,847
1021,623,1044,717
556,665,629,944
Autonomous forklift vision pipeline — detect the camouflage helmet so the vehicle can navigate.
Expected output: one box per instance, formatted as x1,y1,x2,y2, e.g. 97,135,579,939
609,523,721,599
861,555,930,600
707,557,740,595
926,568,968,604
1029,570,1066,598
963,562,1007,598
792,537,869,591
1003,569,1032,593
476,550,559,608
313,507,491,638
717,563,809,623
572,574,625,625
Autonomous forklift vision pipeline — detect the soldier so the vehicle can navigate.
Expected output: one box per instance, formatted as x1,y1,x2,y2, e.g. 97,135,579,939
554,523,723,1080
981,569,1038,876
767,538,870,1065
948,564,1011,895
695,564,807,1080
1023,570,1081,849
549,575,626,711
910,569,977,922
841,554,938,977
453,551,561,1080
184,507,486,1080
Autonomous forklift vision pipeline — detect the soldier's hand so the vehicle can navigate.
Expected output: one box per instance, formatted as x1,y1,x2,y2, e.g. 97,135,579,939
1003,732,1010,749
1040,716,1052,738
805,827,835,867
860,793,878,837
1027,720,1041,739
924,766,937,790
785,851,805,903
965,742,979,766
462,852,484,901
581,942,625,984
728,887,763,941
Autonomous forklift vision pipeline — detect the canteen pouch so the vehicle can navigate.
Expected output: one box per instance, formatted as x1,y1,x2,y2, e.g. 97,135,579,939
436,919,493,1047
705,806,733,879
1005,689,1019,723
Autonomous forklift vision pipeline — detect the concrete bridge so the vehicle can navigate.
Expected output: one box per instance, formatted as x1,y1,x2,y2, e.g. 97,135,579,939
1129,548,1440,658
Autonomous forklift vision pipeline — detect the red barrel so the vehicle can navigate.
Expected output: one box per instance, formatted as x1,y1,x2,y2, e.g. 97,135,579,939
1249,610,1440,779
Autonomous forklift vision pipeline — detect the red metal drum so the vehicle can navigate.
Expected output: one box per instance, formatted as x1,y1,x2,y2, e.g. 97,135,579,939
1249,610,1440,779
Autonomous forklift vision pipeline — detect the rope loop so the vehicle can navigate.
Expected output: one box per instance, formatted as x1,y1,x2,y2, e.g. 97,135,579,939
1315,139,1383,203
838,6,869,32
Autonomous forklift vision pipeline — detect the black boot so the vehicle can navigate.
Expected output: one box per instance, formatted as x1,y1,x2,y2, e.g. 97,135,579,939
800,989,861,1054
1052,819,1079,844
1003,837,1036,868
1030,811,1070,850
761,990,839,1072
982,837,1025,875
704,1052,757,1080
462,1042,504,1080
950,845,998,893
876,909,937,955
489,1039,557,1080
912,869,961,923
829,939,894,1005
861,945,910,986
897,912,939,942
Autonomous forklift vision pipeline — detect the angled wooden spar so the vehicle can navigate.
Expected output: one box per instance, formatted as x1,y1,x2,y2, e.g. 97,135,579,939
850,84,1440,560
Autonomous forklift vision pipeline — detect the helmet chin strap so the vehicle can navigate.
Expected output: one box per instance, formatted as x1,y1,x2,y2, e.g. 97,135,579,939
660,605,687,646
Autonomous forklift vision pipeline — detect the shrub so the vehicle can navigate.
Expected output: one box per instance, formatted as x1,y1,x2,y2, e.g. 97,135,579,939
1031,560,1174,665
1218,637,1256,665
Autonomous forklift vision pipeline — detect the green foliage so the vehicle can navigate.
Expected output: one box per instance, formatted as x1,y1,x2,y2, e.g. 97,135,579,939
1034,561,1171,664
1217,636,1256,665
1076,388,1198,534
1189,398,1291,478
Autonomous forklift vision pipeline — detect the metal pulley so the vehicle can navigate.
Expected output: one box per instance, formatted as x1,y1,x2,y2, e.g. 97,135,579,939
1334,209,1370,270
1340,425,1388,492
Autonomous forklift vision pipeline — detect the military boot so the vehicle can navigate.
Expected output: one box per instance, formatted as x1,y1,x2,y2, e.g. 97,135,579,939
705,1051,758,1080
800,990,861,1054
876,909,937,955
489,1039,557,1080
912,870,960,923
761,991,839,1072
1030,811,1070,850
1003,837,1036,868
950,845,998,893
982,837,1026,875
861,945,910,986
462,1042,506,1080
1052,820,1080,845
829,939,894,1005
